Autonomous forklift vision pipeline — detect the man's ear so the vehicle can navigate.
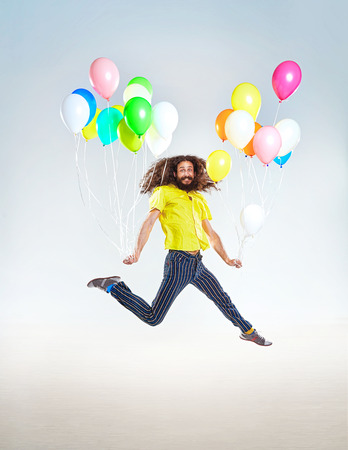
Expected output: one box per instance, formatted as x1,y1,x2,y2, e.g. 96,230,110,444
173,171,177,178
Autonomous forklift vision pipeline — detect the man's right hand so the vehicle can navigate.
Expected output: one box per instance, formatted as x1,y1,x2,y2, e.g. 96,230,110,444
123,254,139,265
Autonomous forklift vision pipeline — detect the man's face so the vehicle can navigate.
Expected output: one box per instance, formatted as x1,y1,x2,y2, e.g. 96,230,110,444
174,161,195,190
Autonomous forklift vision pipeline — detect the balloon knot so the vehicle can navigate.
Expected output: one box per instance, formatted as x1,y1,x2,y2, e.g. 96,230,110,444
280,165,283,168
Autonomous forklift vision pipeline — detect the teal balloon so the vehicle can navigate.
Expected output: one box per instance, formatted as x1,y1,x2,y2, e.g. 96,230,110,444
274,151,292,167
124,97,152,136
96,107,123,145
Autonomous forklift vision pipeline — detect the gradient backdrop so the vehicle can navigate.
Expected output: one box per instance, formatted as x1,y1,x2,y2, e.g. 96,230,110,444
1,1,347,449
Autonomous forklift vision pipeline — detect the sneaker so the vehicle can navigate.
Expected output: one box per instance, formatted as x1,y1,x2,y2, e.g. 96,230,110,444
240,329,272,346
87,276,121,292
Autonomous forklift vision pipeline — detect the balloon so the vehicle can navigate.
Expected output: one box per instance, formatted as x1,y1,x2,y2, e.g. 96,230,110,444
231,83,261,121
112,105,124,115
96,107,123,145
275,119,301,156
253,126,282,165
152,102,179,139
206,150,232,182
89,57,120,101
272,61,302,101
145,124,172,157
60,93,90,134
128,76,153,96
273,151,292,167
82,108,101,141
215,109,233,142
225,110,255,149
124,97,152,136
123,84,152,105
117,118,144,152
72,88,97,126
240,204,265,236
243,122,262,157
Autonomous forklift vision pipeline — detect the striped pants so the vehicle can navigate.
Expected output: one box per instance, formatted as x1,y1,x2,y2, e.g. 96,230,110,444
109,250,252,332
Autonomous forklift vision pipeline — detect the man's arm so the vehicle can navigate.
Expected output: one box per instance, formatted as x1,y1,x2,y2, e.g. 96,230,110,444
123,209,161,265
202,219,242,268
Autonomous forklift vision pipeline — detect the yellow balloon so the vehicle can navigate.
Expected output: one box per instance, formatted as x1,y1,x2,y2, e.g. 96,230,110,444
112,104,124,115
82,108,100,141
206,150,232,182
231,83,261,121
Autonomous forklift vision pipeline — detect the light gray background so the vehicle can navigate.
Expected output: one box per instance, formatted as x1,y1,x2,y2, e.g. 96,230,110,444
1,1,347,449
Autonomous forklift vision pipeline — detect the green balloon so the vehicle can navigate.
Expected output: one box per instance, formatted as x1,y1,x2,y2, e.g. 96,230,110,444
128,77,153,96
96,107,123,145
124,97,152,136
117,118,144,153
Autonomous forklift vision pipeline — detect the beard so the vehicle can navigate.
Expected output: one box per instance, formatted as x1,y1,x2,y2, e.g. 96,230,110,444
174,176,199,192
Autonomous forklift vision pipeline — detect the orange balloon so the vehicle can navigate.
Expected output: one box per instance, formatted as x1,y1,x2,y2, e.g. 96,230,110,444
243,122,262,156
215,109,233,142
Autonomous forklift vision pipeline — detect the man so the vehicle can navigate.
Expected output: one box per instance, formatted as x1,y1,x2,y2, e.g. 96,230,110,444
88,155,272,346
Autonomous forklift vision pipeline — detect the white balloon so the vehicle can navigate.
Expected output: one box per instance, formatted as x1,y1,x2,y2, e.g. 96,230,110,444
145,124,172,158
152,102,178,139
123,83,152,105
275,119,301,157
225,110,255,149
240,204,265,236
60,94,90,134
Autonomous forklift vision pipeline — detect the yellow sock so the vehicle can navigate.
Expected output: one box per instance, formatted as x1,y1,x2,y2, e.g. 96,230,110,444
245,328,254,335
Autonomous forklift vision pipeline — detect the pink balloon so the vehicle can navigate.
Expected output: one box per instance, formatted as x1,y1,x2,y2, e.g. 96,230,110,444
89,57,120,101
272,61,302,101
253,126,282,165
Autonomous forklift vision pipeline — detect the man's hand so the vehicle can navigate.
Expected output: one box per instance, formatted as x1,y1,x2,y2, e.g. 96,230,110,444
123,254,139,265
226,258,242,268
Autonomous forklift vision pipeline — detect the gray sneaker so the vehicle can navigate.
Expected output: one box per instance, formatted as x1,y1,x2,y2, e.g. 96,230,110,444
240,329,272,346
87,276,121,292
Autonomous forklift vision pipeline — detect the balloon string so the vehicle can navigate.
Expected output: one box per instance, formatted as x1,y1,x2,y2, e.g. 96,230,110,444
133,153,137,247
249,158,264,207
104,147,114,214
265,166,286,218
123,153,137,254
74,135,122,253
74,134,86,208
83,139,92,208
216,186,241,249
108,134,124,252
273,101,281,126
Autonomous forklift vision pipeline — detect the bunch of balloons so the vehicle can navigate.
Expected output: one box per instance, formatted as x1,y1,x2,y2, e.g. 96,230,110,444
208,61,303,240
213,60,302,169
60,57,178,157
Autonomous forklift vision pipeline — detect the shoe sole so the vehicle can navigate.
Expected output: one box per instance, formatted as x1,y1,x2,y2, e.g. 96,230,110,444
87,277,120,288
240,336,272,346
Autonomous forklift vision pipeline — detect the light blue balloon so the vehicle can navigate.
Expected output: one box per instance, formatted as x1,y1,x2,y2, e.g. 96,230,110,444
273,151,292,167
72,88,97,126
96,108,123,146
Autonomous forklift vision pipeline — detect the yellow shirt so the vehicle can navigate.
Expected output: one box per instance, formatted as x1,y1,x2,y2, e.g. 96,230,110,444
149,184,212,251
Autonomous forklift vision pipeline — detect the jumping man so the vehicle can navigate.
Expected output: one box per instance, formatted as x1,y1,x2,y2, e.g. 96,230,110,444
87,155,272,346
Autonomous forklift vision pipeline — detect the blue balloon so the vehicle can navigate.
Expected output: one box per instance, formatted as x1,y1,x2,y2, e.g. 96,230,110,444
273,151,292,168
72,88,97,126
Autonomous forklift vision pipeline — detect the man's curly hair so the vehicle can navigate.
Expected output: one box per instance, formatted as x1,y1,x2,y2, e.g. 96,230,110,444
139,155,218,194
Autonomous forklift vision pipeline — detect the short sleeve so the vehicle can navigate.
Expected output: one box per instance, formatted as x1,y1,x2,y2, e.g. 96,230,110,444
149,187,167,212
200,196,212,221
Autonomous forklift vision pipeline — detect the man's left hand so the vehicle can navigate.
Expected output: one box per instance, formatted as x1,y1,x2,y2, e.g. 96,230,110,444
226,258,242,268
